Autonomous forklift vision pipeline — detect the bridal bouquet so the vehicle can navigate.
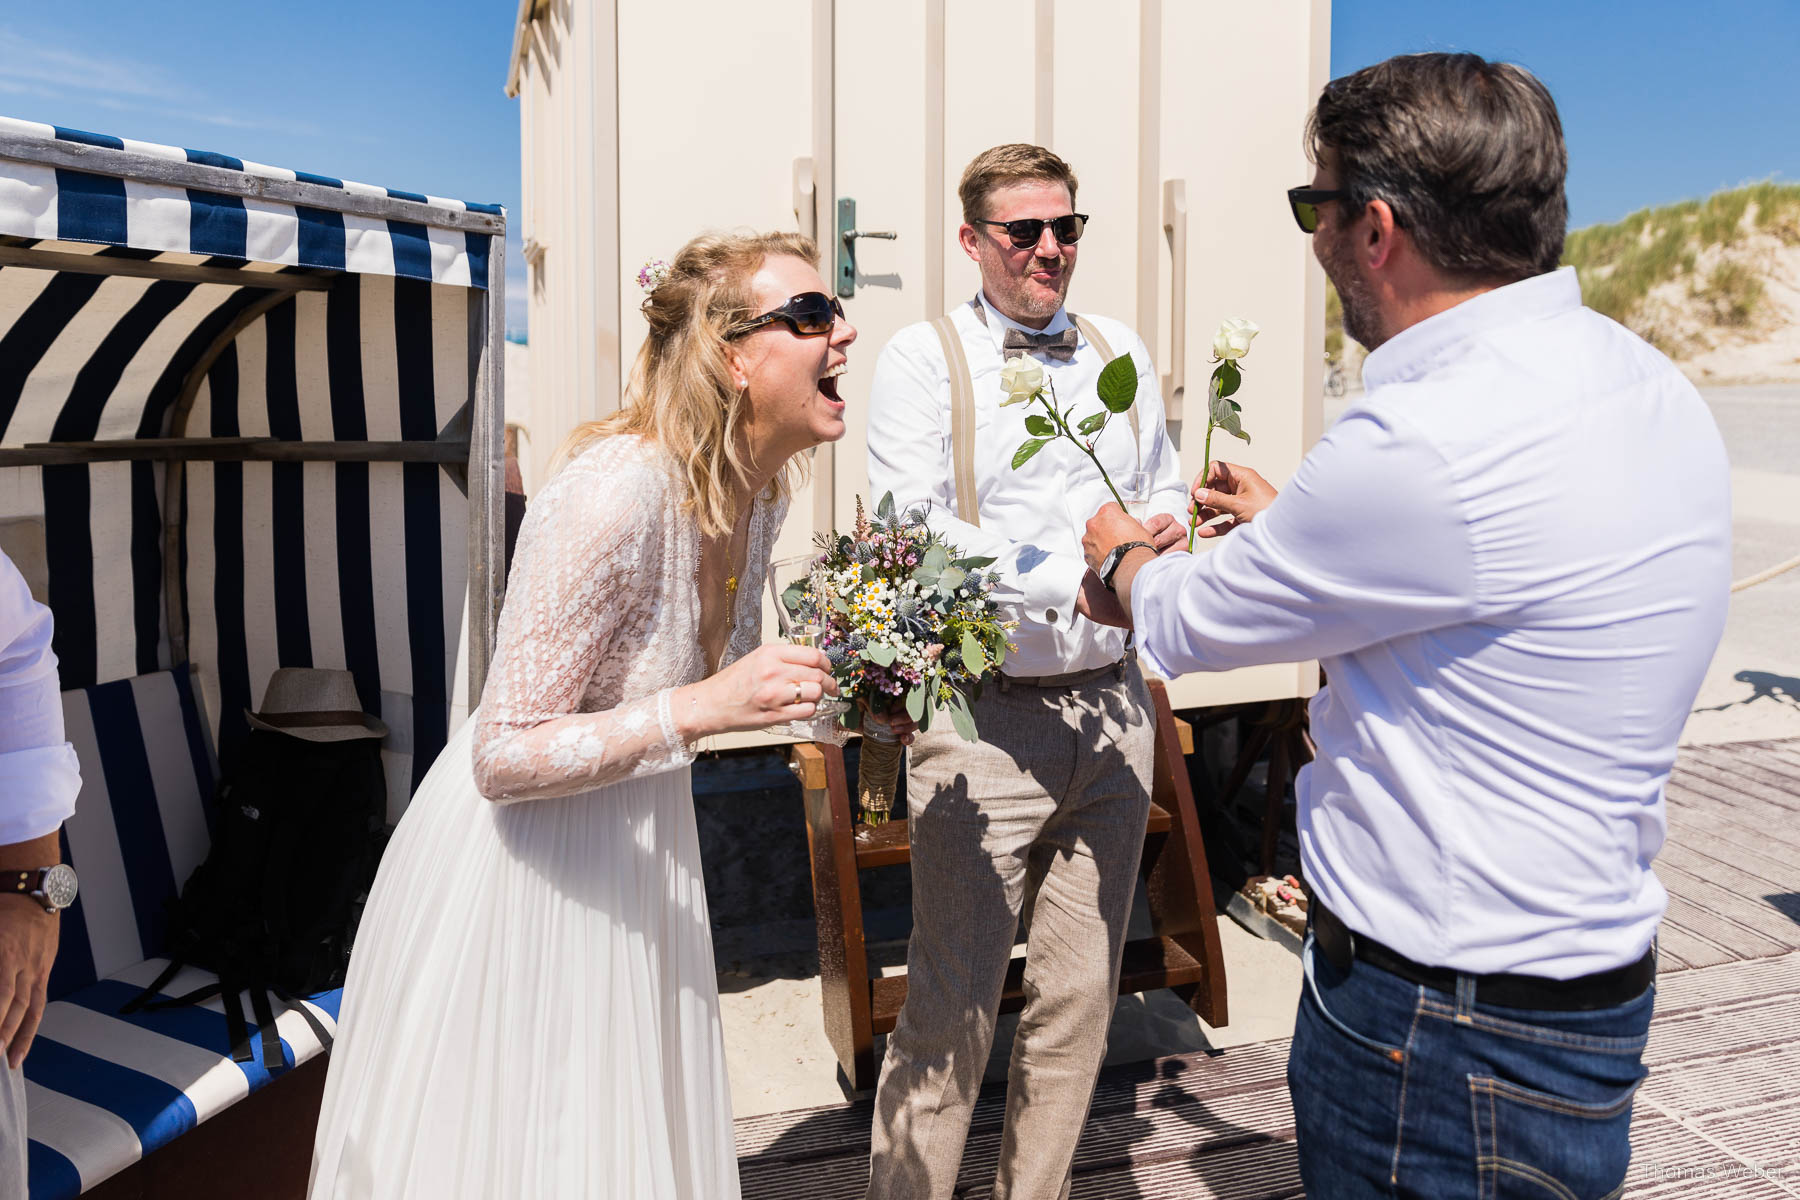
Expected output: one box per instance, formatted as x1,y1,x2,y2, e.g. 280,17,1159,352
780,493,1015,825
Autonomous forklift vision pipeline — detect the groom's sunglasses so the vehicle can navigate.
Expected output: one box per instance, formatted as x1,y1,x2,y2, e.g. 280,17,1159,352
1287,187,1347,234
972,213,1089,249
726,291,845,339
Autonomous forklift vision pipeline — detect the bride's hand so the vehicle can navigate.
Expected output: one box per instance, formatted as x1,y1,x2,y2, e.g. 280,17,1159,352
675,643,839,739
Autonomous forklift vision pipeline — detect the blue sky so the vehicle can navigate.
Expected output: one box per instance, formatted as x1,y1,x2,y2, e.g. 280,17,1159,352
4,2,1796,335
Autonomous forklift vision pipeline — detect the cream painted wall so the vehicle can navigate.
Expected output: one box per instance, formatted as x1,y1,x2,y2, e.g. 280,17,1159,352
510,0,1331,712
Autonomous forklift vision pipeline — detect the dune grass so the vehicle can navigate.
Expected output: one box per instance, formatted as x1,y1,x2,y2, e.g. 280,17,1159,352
1562,180,1800,332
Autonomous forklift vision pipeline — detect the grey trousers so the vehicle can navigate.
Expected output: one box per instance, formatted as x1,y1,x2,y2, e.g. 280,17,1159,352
0,1064,24,1200
866,664,1155,1200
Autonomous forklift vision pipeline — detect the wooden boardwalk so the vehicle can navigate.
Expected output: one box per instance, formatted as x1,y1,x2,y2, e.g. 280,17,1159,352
736,739,1800,1197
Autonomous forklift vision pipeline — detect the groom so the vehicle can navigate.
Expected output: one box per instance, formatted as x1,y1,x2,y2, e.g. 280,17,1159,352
862,143,1189,1198
1085,53,1731,1197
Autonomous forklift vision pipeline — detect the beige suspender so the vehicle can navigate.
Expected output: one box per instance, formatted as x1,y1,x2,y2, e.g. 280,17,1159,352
930,308,1139,529
929,315,981,526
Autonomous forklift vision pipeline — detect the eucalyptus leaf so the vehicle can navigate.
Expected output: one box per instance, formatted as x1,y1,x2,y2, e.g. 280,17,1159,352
1097,354,1138,414
1012,437,1051,469
905,684,927,722
961,630,987,677
937,566,966,593
1077,411,1108,436
924,544,949,573
947,690,978,742
1024,414,1055,437
864,643,897,667
912,567,941,588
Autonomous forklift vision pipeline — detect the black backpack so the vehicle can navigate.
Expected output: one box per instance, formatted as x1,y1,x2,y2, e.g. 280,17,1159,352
124,727,388,1068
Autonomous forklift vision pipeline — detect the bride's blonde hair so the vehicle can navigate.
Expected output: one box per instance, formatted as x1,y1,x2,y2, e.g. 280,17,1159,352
551,230,821,537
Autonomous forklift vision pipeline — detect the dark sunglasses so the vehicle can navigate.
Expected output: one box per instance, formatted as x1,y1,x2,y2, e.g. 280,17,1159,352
972,212,1089,250
1287,187,1346,234
726,291,845,339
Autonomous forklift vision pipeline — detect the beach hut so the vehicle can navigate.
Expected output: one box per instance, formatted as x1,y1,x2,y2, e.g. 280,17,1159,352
0,116,504,1197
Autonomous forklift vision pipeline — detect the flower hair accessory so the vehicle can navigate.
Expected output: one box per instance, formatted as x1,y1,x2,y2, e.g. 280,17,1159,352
636,258,673,293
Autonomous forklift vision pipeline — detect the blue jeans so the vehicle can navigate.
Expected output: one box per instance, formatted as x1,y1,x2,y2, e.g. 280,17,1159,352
1287,933,1653,1199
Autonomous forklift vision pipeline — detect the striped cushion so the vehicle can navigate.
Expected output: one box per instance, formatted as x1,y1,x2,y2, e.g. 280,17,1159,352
26,960,341,1199
52,669,216,1000
30,669,339,1197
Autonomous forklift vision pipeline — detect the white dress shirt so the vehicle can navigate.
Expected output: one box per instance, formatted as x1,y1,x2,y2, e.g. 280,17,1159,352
1130,268,1731,978
0,551,81,845
867,292,1188,676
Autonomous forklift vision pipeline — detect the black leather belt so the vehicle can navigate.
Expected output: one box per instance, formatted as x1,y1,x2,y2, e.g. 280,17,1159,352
1311,901,1654,1012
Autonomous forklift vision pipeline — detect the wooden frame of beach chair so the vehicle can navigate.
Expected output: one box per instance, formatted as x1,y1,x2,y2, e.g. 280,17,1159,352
792,677,1229,1092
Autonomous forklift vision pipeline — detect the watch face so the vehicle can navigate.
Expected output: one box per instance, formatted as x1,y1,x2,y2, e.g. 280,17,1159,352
40,864,77,910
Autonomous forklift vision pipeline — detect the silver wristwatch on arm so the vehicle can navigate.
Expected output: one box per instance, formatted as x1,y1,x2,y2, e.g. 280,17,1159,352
1099,540,1154,592
4,865,78,914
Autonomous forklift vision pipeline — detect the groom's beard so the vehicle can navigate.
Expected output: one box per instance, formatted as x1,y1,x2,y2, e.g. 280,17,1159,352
1318,235,1385,352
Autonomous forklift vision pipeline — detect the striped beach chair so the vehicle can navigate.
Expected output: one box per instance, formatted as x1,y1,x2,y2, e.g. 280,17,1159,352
26,668,341,1199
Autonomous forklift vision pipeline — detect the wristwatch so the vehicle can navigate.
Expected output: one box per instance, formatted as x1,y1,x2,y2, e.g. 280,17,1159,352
4,865,78,914
1099,540,1155,592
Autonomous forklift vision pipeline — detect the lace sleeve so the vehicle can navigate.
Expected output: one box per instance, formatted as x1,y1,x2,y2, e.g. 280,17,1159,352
472,442,696,803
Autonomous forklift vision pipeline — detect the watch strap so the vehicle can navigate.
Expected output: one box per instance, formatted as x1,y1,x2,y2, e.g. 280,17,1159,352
1102,540,1155,590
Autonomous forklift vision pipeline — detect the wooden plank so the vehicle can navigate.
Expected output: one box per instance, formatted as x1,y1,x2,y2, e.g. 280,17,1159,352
1673,756,1800,812
1665,815,1800,891
1655,852,1800,951
0,131,504,235
467,231,508,704
1666,779,1800,852
0,244,333,289
790,743,829,791
801,741,876,1089
1144,678,1229,1027
868,935,1210,1036
0,439,467,466
850,802,1174,871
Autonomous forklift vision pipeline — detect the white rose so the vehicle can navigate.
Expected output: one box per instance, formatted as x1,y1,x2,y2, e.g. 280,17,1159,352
1212,318,1260,361
998,354,1044,406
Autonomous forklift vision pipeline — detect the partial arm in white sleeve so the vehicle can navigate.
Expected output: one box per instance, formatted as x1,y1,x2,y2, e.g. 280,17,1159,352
865,331,1086,627
0,553,80,844
1129,409,1479,677
472,445,694,802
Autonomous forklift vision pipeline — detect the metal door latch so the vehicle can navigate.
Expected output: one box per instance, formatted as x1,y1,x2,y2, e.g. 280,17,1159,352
836,197,897,298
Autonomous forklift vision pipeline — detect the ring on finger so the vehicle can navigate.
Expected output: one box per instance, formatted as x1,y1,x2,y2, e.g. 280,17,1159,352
793,681,804,706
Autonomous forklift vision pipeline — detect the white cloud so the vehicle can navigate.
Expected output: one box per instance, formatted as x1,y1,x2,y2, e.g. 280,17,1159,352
0,25,322,140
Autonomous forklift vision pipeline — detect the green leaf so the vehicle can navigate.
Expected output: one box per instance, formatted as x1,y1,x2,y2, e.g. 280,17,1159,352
924,544,949,573
1096,354,1138,413
1209,389,1235,428
864,643,897,667
1024,414,1055,437
937,566,967,593
947,690,978,741
905,684,927,722
1012,438,1051,469
780,581,806,615
912,567,941,588
1214,405,1250,444
1215,359,1242,399
955,555,997,570
876,491,896,520
1077,411,1107,435
840,704,863,730
961,630,987,677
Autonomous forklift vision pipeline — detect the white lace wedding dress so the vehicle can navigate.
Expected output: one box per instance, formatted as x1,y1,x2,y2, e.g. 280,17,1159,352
309,435,781,1199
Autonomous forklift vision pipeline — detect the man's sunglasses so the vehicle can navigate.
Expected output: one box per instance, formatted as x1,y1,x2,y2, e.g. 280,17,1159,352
1287,187,1346,234
972,213,1089,250
726,291,845,339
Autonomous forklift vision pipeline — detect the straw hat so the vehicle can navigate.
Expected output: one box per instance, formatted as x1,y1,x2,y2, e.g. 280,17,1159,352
245,668,388,742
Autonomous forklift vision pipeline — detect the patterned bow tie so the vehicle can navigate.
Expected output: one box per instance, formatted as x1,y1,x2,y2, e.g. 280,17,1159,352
1002,326,1079,362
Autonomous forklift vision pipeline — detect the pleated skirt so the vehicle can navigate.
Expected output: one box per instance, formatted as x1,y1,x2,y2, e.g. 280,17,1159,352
308,716,739,1199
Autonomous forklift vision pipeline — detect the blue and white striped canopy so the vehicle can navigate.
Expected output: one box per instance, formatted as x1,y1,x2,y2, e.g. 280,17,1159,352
0,116,506,822
0,116,501,288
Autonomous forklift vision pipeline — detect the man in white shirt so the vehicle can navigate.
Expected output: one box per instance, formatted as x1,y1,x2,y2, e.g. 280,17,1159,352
1084,54,1730,1198
864,144,1189,1199
0,549,83,1193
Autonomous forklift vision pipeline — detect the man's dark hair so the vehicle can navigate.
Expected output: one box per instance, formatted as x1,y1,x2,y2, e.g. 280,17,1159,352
1307,52,1567,282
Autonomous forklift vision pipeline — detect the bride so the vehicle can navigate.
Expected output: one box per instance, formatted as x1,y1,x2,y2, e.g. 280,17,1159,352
309,231,855,1199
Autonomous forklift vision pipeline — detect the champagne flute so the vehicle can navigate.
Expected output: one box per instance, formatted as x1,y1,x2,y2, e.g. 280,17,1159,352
1120,471,1153,522
769,553,848,717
